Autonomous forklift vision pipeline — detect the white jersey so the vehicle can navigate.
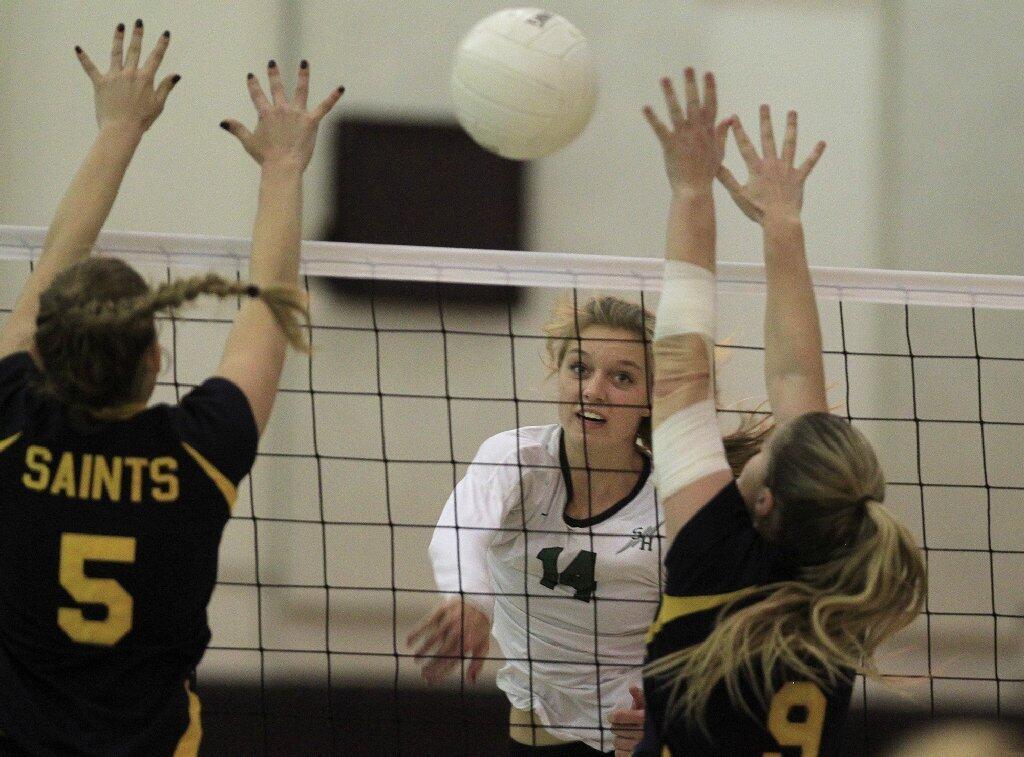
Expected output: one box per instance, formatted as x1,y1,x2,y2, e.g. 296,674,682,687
429,425,664,752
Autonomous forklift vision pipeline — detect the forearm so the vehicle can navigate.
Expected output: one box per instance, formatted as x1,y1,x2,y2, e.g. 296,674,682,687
37,124,143,278
664,186,716,272
762,212,827,415
249,160,303,286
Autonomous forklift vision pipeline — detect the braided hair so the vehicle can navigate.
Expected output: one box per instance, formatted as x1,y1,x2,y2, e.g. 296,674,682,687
35,257,309,412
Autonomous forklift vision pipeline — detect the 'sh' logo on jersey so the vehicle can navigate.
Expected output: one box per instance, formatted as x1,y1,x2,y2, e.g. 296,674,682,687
617,523,661,553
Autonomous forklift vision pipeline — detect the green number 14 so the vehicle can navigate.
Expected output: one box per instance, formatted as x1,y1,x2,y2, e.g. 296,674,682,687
536,547,596,602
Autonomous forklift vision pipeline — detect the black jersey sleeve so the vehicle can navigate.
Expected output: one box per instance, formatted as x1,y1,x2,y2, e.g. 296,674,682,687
172,377,259,486
663,480,777,597
0,352,38,437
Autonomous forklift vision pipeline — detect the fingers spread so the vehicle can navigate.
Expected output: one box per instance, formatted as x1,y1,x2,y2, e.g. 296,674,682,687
467,656,485,684
124,18,144,70
312,85,345,123
731,117,760,168
642,105,670,143
110,22,125,71
661,76,684,127
154,73,180,109
247,73,271,114
781,110,797,165
714,116,731,155
76,47,101,85
295,60,310,109
798,140,827,178
143,30,170,79
683,67,700,120
759,104,777,159
703,71,717,121
267,60,287,105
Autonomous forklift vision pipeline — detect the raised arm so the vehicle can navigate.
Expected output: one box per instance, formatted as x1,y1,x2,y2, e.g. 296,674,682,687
0,21,178,360
216,61,343,433
717,108,828,425
643,69,734,541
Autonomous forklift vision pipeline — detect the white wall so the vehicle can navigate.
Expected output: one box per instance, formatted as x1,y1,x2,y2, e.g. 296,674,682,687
0,0,1021,713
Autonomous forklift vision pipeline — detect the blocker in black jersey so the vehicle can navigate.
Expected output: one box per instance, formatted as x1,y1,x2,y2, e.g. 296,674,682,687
638,481,853,757
0,351,258,756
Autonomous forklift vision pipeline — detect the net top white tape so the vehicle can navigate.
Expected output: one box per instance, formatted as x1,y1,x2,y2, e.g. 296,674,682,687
2,224,1022,310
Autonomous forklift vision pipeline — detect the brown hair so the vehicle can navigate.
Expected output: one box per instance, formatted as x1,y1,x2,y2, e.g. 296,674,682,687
543,295,767,472
647,412,927,733
34,258,309,412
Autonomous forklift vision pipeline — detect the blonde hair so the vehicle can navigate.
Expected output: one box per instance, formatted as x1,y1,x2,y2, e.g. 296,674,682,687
543,295,768,471
647,412,927,733
35,258,309,412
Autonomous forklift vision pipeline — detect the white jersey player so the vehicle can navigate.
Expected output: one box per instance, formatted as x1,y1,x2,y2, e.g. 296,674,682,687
409,297,663,755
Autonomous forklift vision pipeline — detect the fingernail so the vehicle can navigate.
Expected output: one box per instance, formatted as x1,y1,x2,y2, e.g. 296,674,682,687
300,60,308,69
171,74,181,84
116,23,125,33
163,30,170,39
337,85,345,95
247,72,254,80
268,59,276,68
74,45,82,54
134,18,143,28
219,121,230,131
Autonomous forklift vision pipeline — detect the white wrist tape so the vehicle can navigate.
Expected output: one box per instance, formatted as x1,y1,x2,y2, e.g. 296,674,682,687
654,261,716,342
652,398,730,501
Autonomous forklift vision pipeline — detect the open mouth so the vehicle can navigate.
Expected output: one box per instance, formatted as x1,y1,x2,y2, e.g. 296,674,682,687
575,409,607,425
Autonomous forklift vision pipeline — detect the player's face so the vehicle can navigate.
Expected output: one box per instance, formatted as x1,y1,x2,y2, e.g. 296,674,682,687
556,325,650,452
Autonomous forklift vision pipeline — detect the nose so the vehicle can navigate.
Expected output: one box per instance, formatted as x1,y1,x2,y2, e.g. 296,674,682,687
582,372,608,403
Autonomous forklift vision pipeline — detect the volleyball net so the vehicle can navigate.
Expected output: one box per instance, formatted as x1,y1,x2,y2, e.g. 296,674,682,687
1,225,1022,750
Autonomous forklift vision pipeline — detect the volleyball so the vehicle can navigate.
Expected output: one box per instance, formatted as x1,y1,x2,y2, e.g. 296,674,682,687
450,8,598,160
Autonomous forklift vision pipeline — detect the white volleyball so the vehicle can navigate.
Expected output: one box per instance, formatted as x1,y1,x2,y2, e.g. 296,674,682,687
451,8,598,160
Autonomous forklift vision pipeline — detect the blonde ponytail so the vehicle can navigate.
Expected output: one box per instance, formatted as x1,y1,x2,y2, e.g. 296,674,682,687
646,413,927,734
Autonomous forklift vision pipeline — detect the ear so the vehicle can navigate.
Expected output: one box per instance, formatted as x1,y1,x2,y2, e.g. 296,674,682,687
754,488,775,518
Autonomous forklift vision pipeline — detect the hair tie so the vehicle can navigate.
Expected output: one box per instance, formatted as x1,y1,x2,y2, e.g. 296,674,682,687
245,285,261,298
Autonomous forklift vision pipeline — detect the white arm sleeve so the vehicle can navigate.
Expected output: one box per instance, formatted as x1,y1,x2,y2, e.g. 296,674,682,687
428,435,519,618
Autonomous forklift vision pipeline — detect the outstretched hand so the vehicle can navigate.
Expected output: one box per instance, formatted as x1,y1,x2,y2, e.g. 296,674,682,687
75,20,180,134
221,60,344,171
717,107,826,224
643,68,731,193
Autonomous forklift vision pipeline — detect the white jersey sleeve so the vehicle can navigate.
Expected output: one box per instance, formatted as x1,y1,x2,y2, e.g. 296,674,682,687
428,432,523,618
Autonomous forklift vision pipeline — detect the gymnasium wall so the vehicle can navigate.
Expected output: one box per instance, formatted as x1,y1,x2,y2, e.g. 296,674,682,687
0,0,1021,726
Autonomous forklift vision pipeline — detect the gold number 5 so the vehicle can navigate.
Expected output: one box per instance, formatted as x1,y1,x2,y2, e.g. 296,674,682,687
764,681,826,757
57,533,136,646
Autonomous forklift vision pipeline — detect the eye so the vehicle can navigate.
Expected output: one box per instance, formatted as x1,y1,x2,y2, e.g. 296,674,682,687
568,361,588,376
615,372,636,385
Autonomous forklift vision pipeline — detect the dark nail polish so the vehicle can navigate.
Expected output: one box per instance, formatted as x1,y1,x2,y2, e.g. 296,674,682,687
171,74,181,84
134,18,142,28
247,72,255,80
268,59,277,68
116,23,125,33
74,45,82,54
219,121,230,131
162,30,170,39
300,60,308,69
337,86,345,95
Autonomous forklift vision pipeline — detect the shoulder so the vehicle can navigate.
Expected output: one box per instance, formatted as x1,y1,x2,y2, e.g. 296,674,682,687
168,377,259,486
474,425,558,466
0,351,38,392
662,481,781,596
0,352,46,435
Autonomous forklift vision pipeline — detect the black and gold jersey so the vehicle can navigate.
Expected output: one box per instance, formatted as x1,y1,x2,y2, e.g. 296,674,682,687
0,352,258,756
639,481,853,757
